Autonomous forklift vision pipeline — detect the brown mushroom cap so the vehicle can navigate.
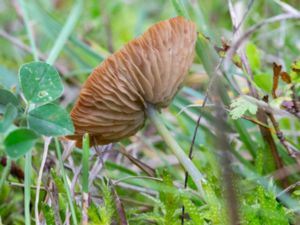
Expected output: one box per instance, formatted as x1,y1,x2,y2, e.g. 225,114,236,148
67,16,197,147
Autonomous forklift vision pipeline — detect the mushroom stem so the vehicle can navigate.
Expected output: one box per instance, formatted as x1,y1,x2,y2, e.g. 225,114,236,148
146,104,205,197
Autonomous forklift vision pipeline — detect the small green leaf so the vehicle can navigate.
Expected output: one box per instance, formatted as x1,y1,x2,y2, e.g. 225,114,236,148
230,96,258,120
293,190,300,196
0,89,18,113
246,42,261,71
253,73,273,93
292,60,300,71
291,60,300,83
19,62,63,104
0,104,18,132
181,196,205,225
41,203,56,225
4,128,38,159
28,103,74,136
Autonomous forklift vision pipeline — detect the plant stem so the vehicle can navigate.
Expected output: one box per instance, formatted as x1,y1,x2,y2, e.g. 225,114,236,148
146,105,205,198
55,138,78,225
24,151,32,225
82,134,89,225
82,133,90,193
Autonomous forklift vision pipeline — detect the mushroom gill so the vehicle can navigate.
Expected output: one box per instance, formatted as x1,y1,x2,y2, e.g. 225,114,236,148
67,16,197,147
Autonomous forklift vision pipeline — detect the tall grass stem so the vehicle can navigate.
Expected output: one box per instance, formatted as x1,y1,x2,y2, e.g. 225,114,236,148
55,138,78,225
146,105,205,198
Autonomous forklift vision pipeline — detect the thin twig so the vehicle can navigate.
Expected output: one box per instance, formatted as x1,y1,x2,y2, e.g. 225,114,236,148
292,85,300,113
225,13,300,70
243,95,292,117
181,53,224,225
110,180,129,225
114,176,162,185
9,181,46,190
118,145,156,177
277,181,300,198
268,113,300,164
273,0,300,15
235,0,255,32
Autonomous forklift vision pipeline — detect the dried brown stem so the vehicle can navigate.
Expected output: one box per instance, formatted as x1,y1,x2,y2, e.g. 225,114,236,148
256,109,289,188
226,5,291,188
267,113,300,165
110,181,129,225
277,181,300,198
118,145,156,177
292,85,300,114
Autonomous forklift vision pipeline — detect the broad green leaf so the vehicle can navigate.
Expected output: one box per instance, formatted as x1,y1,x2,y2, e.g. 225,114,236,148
19,62,63,104
0,89,18,113
230,96,258,120
246,42,261,71
28,103,74,136
0,104,18,132
253,73,273,93
4,128,38,159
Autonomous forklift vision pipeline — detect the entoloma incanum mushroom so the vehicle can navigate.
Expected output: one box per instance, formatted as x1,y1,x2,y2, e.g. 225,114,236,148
67,16,204,194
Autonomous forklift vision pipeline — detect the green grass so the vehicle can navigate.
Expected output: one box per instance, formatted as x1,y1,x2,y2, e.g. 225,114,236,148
1,0,300,224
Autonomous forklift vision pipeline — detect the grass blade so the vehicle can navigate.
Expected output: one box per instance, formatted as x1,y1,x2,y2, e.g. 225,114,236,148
46,0,83,65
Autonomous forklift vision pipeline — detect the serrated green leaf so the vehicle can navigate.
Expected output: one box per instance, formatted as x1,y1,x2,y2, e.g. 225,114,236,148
0,104,18,132
4,128,38,159
50,169,66,195
19,62,63,104
88,202,101,224
160,171,180,225
41,203,56,225
181,197,205,225
230,96,258,120
28,103,74,136
253,73,273,93
246,42,261,71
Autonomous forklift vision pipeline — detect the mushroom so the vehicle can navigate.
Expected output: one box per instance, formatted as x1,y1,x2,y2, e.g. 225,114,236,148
67,16,204,194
